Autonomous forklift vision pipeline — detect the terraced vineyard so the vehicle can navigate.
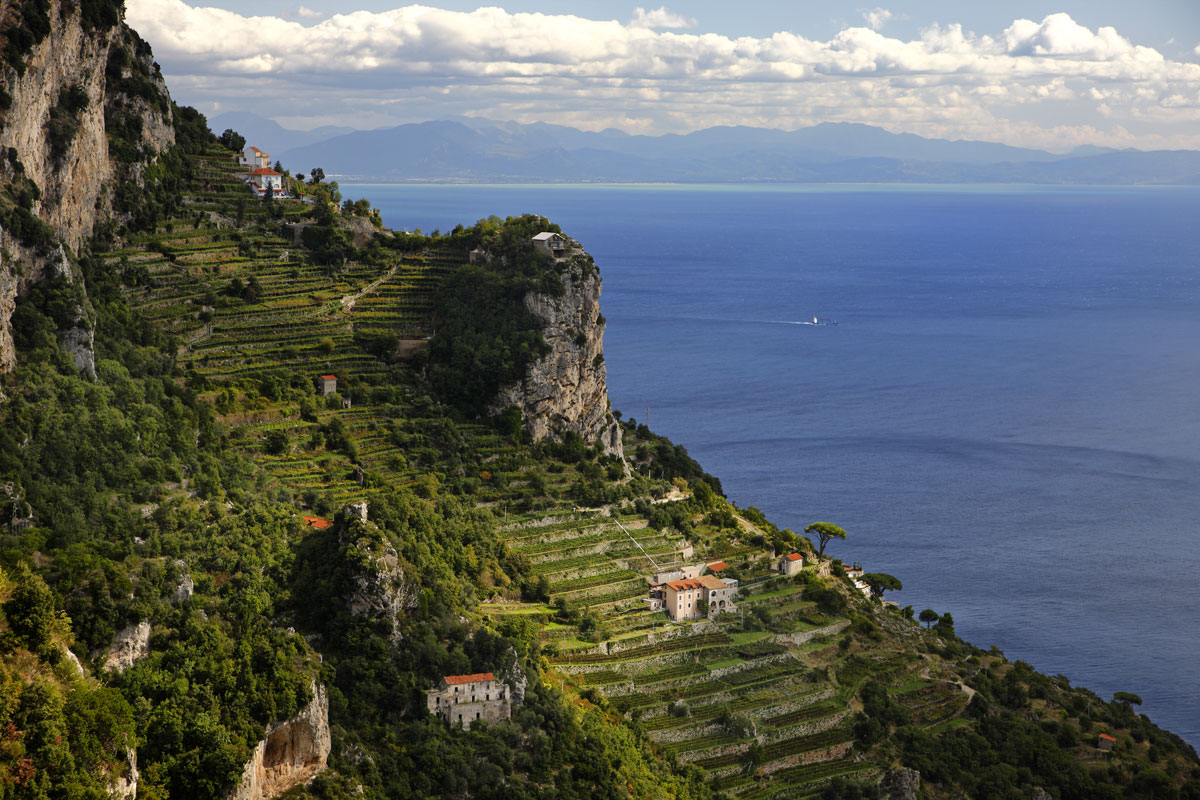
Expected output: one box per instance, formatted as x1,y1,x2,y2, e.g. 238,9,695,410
103,147,612,509
109,145,977,797
476,474,975,796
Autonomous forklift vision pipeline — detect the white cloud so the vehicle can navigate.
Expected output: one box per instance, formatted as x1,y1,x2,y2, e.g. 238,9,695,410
861,8,892,32
629,6,696,30
124,1,1200,149
296,6,324,19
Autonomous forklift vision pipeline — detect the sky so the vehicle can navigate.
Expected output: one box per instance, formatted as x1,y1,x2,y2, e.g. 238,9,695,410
126,0,1200,150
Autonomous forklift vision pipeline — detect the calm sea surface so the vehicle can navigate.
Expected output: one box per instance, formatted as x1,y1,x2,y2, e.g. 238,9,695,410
343,182,1200,746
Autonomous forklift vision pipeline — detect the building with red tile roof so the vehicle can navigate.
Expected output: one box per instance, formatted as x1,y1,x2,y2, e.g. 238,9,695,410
303,516,332,530
777,552,805,576
663,574,736,621
427,672,511,729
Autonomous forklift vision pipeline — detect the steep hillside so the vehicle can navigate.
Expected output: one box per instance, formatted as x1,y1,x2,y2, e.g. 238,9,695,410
1,5,1199,799
0,0,177,374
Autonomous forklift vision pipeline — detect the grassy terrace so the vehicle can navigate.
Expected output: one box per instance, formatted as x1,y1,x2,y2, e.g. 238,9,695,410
109,145,975,797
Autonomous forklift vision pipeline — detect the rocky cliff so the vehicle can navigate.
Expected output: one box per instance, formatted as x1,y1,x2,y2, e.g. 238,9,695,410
490,259,624,457
340,509,418,645
0,0,175,373
229,682,331,800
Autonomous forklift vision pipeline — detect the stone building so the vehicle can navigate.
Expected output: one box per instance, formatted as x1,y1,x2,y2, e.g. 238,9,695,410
777,552,804,576
531,231,570,259
426,672,511,730
318,374,337,395
662,575,737,621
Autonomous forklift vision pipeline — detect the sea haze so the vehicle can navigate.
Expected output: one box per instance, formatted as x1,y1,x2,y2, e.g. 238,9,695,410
344,182,1200,746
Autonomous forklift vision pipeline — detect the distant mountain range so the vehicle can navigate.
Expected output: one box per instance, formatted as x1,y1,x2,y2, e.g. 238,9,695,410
209,112,1200,185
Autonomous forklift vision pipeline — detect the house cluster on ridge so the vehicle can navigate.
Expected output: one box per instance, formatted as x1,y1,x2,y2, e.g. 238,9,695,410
426,672,512,730
646,562,738,621
238,145,288,198
845,563,872,597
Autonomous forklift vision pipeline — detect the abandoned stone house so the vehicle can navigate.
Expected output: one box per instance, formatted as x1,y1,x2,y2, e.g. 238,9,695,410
318,374,337,395
662,575,737,621
426,672,511,730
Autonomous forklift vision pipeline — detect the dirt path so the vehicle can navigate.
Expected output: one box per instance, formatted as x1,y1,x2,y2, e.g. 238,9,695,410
341,263,399,312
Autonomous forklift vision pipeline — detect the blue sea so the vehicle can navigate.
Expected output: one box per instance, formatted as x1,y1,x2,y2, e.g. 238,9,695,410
343,182,1200,746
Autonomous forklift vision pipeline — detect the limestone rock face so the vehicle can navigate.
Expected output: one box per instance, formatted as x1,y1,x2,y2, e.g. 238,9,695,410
0,230,14,376
0,1,175,374
229,683,331,800
100,620,151,673
490,260,624,457
108,749,138,800
499,646,527,706
342,523,418,644
170,560,195,603
61,320,96,377
878,767,921,800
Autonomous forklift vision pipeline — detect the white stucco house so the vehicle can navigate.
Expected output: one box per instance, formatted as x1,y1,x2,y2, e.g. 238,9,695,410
240,145,272,169
247,168,284,196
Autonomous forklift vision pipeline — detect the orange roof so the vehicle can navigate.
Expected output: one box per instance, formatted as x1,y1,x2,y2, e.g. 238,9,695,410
303,516,332,530
320,374,337,380
248,168,281,176
1098,733,1117,741
665,578,702,590
250,146,265,153
707,561,728,572
785,552,803,561
444,672,495,685
666,575,727,591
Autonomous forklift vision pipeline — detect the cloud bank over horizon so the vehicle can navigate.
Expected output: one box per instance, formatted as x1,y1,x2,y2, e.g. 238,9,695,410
127,0,1200,150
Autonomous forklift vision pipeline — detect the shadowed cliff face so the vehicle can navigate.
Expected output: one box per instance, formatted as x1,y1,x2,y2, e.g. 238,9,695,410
491,263,625,458
0,0,175,373
229,683,332,800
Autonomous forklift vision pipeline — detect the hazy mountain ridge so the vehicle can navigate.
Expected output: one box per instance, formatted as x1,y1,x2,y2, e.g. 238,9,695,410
214,113,1198,184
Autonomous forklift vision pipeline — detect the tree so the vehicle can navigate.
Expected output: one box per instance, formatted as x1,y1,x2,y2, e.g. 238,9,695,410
918,608,939,629
862,572,902,599
3,564,60,656
805,521,846,557
219,128,245,153
1113,691,1143,708
310,166,325,184
264,430,289,455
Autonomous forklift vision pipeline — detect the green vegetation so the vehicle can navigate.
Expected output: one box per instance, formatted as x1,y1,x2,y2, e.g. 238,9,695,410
805,521,847,558
1,31,1198,799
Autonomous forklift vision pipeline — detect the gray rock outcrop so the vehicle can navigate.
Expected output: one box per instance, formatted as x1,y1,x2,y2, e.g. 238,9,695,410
342,523,417,644
490,257,623,457
108,749,138,800
171,560,195,603
499,646,528,706
878,767,921,800
229,682,331,800
100,620,152,673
